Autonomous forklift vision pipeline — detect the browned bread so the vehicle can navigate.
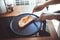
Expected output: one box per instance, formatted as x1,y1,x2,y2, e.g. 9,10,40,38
18,16,34,28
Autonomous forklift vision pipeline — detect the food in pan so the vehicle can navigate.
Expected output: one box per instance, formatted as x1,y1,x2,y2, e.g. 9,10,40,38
18,16,34,28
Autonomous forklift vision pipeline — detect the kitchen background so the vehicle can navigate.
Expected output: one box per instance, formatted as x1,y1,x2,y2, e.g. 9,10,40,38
0,0,60,37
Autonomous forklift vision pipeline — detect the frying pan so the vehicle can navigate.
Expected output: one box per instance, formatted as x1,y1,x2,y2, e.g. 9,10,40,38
10,13,42,36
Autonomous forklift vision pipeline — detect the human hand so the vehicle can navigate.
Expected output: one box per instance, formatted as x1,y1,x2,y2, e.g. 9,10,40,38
39,13,46,21
39,13,60,21
33,5,45,12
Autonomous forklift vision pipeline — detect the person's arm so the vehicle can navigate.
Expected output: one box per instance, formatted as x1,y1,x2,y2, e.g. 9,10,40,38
44,0,60,7
33,0,60,12
39,13,60,21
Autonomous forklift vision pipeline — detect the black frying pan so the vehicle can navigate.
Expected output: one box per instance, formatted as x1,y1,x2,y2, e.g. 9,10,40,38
10,13,42,36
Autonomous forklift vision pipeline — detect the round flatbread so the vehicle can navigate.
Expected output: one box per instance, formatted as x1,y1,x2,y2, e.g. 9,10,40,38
18,16,34,28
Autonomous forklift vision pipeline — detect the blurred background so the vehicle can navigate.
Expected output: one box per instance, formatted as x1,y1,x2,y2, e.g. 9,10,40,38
0,0,60,37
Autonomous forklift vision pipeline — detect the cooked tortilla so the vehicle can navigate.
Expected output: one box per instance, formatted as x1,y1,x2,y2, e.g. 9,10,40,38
18,16,34,28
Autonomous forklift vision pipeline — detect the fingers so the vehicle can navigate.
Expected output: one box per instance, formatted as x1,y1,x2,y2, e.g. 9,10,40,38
33,8,38,13
33,5,45,13
39,13,46,21
33,6,40,12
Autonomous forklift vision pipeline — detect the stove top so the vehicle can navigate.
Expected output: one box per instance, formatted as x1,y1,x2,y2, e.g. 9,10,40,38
0,16,50,38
